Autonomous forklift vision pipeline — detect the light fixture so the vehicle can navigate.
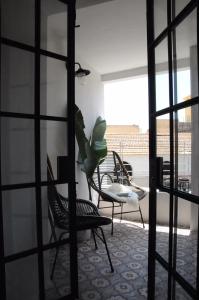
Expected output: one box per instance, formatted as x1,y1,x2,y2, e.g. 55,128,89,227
75,62,91,77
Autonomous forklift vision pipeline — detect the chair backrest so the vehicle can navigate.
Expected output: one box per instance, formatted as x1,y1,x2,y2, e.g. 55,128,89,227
47,157,69,227
112,151,132,184
89,151,146,203
96,151,133,188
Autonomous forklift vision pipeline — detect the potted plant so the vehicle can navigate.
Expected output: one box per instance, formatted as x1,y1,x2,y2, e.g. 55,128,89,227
75,105,107,198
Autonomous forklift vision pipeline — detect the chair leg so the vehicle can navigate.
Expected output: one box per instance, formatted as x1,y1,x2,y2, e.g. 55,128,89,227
50,245,60,280
98,227,114,273
50,232,65,280
120,203,123,223
97,195,101,209
92,229,98,250
49,233,53,244
139,205,145,228
111,202,115,235
49,226,57,244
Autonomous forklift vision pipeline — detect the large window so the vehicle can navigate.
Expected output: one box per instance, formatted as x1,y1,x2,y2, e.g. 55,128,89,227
104,69,190,188
104,76,149,187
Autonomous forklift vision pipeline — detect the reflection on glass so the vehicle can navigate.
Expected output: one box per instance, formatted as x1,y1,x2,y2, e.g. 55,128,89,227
42,184,69,246
154,0,167,38
174,104,199,197
175,281,193,299
1,0,35,45
42,160,70,297
175,0,191,17
156,192,170,262
1,45,34,114
3,189,36,256
1,118,35,185
40,56,67,117
175,9,197,104
155,262,168,298
176,198,197,288
175,107,191,192
40,121,68,181
156,114,170,188
44,247,71,299
6,255,38,300
155,39,170,111
41,0,68,56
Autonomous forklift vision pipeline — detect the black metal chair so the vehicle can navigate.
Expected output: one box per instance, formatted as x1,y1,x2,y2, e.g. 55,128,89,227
47,157,114,279
89,151,146,235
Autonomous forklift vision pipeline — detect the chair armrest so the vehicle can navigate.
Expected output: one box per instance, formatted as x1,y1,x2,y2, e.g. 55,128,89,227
128,181,147,200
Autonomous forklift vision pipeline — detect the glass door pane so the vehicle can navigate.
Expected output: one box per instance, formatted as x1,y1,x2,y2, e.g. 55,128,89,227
174,8,197,104
148,1,199,299
155,39,170,111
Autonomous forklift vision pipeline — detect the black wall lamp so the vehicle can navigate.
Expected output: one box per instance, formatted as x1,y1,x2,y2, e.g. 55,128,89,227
75,62,91,77
65,61,91,77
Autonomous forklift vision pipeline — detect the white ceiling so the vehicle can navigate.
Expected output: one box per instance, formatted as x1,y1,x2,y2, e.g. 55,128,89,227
76,0,147,75
48,0,195,78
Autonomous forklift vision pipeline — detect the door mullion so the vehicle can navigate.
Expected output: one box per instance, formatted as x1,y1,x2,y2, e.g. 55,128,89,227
147,0,157,299
167,0,175,297
171,1,179,298
35,0,45,299
196,4,199,298
67,0,78,298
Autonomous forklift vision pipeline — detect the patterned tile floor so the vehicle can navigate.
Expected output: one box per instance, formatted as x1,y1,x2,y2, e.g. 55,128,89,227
46,220,196,300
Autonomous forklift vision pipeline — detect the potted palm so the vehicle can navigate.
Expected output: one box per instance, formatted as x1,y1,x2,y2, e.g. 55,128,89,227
75,105,107,198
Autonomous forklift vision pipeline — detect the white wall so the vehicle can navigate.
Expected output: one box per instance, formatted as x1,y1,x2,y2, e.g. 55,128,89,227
44,11,104,200
75,62,104,200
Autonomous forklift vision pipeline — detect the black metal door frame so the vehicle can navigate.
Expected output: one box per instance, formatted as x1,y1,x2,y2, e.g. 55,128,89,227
0,0,78,299
147,0,199,299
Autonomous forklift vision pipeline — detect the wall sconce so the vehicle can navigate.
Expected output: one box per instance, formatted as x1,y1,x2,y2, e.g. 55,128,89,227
65,61,91,78
75,62,91,77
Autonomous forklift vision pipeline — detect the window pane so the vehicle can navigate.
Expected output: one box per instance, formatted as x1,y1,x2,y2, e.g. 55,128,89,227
175,281,193,299
40,120,68,182
1,0,35,46
175,198,197,288
175,107,191,192
40,56,67,117
6,255,39,300
156,114,170,188
41,0,68,56
175,0,191,17
3,189,36,256
1,45,34,114
156,192,170,262
174,104,199,197
155,39,170,111
154,0,167,38
44,247,71,299
42,184,68,246
155,262,168,299
1,118,35,185
174,9,197,104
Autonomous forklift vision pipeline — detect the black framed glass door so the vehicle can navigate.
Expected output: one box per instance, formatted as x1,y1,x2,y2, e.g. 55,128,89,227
147,0,199,299
0,0,78,299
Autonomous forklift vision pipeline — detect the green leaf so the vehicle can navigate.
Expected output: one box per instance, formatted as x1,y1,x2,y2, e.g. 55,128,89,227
75,106,88,162
75,105,107,178
91,117,106,144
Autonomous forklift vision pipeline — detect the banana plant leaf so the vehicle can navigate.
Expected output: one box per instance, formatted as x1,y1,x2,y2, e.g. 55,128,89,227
75,105,107,178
